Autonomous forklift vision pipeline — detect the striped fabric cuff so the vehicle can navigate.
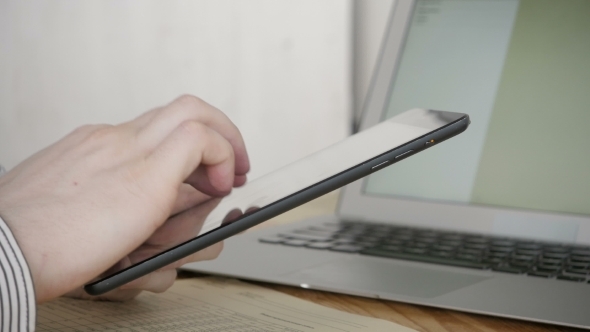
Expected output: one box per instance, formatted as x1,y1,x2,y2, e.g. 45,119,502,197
0,165,36,331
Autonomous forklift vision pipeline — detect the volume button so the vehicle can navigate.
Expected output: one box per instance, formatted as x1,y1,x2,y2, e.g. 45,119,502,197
394,149,414,159
371,160,390,170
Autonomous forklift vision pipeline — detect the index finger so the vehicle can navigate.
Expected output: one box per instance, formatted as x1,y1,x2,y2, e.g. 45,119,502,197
132,95,250,176
140,120,236,232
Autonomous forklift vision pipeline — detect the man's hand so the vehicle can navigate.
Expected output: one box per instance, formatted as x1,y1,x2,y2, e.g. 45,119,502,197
0,95,250,303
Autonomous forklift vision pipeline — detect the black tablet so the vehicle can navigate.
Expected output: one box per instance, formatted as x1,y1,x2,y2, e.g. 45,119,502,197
85,108,470,295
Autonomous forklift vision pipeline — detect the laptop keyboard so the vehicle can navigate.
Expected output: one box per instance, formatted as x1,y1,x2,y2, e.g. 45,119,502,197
259,221,590,283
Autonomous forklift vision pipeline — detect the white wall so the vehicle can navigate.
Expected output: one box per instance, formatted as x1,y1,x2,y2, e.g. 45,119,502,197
352,0,393,128
0,0,351,179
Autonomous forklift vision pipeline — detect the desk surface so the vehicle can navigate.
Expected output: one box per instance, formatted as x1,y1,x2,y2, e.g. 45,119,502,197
235,192,575,332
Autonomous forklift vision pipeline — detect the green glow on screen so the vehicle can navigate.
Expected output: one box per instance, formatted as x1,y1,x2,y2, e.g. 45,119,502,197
365,0,590,216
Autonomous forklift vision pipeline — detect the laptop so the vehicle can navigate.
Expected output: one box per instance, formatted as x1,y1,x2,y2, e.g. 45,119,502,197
183,0,590,328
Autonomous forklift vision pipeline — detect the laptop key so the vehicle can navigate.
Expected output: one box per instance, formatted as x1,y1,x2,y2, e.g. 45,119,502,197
391,234,414,241
334,239,355,245
542,252,569,259
282,239,309,247
511,254,535,261
488,251,509,258
483,257,506,264
431,251,454,258
360,248,490,269
540,256,568,263
259,236,285,244
491,240,516,247
566,261,589,269
527,271,554,278
305,242,335,250
543,246,570,254
330,244,365,253
509,260,533,268
571,255,590,263
378,244,403,252
515,249,541,256
440,240,462,247
516,243,543,250
359,236,384,244
490,246,514,253
557,275,586,282
463,243,488,250
457,248,484,256
403,247,428,255
415,237,438,244
407,242,430,249
492,265,526,274
571,249,590,256
535,266,562,273
432,244,456,252
279,233,332,242
564,268,589,275
456,253,479,261
465,237,489,244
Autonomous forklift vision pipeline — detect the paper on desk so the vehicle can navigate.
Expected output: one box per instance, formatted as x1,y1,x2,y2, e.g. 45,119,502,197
38,277,416,332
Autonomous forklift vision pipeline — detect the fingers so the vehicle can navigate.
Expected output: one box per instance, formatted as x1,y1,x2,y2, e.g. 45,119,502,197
171,184,211,216
234,174,248,187
161,242,224,270
64,286,143,302
68,241,221,299
146,120,235,195
185,166,229,197
221,208,244,225
146,198,221,247
120,269,177,293
185,166,247,196
134,95,250,177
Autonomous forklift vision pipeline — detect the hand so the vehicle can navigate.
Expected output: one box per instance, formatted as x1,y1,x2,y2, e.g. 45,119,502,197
0,95,250,302
64,186,251,302
63,184,223,302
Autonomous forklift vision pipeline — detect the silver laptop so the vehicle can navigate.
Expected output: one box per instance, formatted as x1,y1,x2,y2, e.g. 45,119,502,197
183,0,590,328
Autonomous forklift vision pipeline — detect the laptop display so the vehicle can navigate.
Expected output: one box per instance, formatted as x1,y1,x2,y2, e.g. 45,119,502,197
364,0,590,219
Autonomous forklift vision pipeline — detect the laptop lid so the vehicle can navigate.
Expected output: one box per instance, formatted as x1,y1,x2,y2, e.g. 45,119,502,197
339,0,590,244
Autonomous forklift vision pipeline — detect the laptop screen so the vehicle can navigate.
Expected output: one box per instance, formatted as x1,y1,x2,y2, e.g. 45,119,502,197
364,0,590,217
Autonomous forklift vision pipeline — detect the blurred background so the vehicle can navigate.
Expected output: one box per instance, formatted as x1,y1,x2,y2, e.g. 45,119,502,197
0,0,393,179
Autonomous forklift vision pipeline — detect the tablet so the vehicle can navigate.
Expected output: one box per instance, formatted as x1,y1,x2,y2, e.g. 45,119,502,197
85,108,470,295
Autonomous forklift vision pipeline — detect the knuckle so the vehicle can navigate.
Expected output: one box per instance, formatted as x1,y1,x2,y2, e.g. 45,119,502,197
69,124,110,139
177,120,207,138
71,124,95,135
175,94,206,109
84,124,117,142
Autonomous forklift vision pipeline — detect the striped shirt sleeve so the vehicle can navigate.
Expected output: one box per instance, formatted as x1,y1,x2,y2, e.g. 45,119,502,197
0,166,36,331
0,217,36,331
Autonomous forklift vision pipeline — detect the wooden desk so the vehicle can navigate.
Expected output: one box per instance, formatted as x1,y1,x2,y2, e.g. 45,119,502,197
237,192,576,332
